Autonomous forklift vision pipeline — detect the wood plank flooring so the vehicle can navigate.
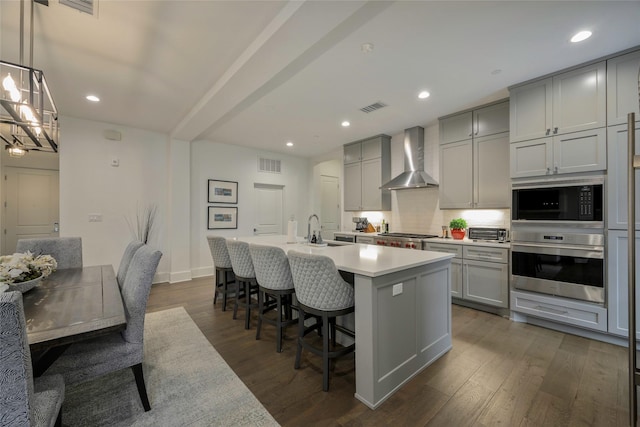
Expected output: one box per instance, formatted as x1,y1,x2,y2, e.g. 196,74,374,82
146,277,630,426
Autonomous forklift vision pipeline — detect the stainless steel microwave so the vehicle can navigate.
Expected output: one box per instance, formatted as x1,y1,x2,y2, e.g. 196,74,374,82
511,177,604,227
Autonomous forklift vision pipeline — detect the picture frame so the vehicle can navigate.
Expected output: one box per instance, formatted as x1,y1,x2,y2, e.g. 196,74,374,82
208,179,238,204
208,206,238,230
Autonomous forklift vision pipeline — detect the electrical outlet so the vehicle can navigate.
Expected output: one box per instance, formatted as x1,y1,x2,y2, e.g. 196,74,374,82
88,213,103,222
392,283,403,296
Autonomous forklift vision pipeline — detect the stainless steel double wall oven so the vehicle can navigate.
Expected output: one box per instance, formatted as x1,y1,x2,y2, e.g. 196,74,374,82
510,176,605,304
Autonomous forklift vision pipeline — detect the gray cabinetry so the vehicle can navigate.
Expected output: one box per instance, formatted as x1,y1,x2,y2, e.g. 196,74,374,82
343,135,391,211
608,124,640,230
439,112,472,145
607,49,640,126
509,61,606,143
355,234,375,244
424,242,463,297
607,230,640,338
439,100,510,209
510,127,606,178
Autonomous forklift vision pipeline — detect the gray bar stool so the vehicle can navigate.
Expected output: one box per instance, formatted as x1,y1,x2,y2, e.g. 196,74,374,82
207,236,236,311
288,250,355,392
249,243,296,353
226,239,259,329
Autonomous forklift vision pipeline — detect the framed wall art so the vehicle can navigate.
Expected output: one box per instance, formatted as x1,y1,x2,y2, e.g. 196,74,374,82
208,206,238,230
208,179,238,204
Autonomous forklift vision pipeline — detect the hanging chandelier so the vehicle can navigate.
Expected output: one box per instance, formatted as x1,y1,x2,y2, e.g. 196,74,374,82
0,0,59,155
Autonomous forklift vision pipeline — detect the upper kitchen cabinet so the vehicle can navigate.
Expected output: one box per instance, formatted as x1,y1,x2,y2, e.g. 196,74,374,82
510,127,606,178
343,135,391,211
440,101,509,145
607,123,640,230
439,100,510,209
510,61,606,143
607,49,640,127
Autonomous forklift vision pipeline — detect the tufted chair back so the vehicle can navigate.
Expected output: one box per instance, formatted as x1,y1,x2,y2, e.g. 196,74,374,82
207,236,233,269
249,244,294,291
16,237,83,270
287,251,354,311
226,240,255,279
116,240,144,288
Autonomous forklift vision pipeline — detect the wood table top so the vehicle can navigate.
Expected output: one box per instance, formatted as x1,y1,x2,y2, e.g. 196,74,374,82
23,265,126,351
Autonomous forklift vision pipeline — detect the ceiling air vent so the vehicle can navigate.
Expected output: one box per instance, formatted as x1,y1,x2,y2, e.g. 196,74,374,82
60,0,95,15
258,157,281,174
360,101,387,113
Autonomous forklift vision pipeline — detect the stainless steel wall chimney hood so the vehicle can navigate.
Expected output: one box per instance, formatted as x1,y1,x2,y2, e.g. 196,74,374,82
380,126,438,190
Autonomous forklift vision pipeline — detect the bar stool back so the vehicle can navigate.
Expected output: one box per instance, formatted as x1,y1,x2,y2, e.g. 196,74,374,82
249,244,296,352
226,239,259,329
288,250,355,391
207,236,235,311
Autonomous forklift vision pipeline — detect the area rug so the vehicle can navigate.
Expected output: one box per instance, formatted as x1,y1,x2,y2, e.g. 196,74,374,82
61,307,280,426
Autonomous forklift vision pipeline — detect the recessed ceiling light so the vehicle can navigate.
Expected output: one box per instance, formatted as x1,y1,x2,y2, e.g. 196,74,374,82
418,91,430,99
571,30,592,43
86,95,100,102
361,43,374,54
286,141,293,147
341,121,350,127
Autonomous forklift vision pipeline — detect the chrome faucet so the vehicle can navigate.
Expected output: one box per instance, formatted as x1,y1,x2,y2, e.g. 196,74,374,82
307,214,323,244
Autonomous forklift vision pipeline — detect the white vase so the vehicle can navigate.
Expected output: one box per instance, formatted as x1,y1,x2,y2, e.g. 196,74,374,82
9,274,43,293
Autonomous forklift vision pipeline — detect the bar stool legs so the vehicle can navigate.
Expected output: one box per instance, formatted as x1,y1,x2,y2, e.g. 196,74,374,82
256,288,296,352
214,267,234,311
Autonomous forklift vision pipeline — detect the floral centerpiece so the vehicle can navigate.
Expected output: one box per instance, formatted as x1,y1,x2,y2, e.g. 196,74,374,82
0,251,57,292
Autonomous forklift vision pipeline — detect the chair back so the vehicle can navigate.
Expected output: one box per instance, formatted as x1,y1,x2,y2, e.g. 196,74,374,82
117,240,144,288
226,240,255,279
288,251,354,311
0,291,35,426
207,236,232,269
120,245,162,344
249,244,294,291
16,237,83,270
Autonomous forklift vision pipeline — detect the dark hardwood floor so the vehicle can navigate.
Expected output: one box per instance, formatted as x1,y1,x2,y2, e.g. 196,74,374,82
146,277,630,426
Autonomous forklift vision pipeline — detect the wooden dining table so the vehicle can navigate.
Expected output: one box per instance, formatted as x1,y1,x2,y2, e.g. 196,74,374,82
22,264,126,375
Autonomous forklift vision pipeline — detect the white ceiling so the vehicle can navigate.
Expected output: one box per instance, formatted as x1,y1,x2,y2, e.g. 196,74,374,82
2,0,640,158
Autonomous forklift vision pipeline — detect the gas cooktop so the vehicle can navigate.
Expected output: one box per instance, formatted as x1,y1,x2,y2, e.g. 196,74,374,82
378,233,439,239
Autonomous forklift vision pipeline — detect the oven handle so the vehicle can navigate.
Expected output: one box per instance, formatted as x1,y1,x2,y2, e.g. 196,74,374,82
511,242,604,259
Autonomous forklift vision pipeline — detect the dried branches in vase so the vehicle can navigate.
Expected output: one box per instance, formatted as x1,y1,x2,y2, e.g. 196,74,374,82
126,204,158,244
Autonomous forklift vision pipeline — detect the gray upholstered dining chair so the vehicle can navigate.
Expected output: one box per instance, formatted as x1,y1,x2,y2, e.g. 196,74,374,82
226,239,259,329
16,237,83,270
288,250,355,392
207,236,235,311
0,291,66,427
116,240,144,288
44,245,162,412
249,243,296,353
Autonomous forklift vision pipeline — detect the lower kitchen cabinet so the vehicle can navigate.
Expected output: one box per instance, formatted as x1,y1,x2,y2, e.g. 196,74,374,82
355,234,375,244
607,230,640,338
425,241,508,308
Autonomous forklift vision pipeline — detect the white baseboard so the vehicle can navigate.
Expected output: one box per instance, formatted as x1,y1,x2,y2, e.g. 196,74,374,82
153,272,170,284
191,266,214,278
169,270,192,283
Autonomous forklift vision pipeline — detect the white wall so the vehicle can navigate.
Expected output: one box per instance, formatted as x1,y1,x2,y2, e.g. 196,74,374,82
59,115,171,281
190,140,311,278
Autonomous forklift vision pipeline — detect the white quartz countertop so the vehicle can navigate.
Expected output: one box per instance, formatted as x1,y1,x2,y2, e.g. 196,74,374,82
231,235,453,278
427,237,511,248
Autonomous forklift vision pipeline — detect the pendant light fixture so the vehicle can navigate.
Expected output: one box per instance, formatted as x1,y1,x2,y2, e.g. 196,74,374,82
0,0,59,155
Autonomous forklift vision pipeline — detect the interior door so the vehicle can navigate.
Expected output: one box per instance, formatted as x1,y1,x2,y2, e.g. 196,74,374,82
3,167,59,255
253,184,283,235
320,175,339,240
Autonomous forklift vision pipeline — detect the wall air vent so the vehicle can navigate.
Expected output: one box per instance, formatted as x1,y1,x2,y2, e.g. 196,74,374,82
60,0,95,15
360,101,387,113
258,157,281,174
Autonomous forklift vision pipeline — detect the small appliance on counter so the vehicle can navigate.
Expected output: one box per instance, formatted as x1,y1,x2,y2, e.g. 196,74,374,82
468,227,509,242
353,217,369,232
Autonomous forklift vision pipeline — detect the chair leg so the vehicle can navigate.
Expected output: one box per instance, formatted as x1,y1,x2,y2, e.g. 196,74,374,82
256,289,263,340
213,269,219,305
131,363,151,412
276,294,283,353
222,271,229,311
233,280,241,320
294,307,305,369
244,281,251,329
322,313,331,392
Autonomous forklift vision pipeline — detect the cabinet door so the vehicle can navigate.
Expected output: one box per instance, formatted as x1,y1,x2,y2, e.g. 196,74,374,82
509,138,552,178
607,230,640,338
552,61,606,135
344,162,362,211
462,259,509,308
344,143,361,164
474,132,510,208
361,137,382,161
607,124,640,230
607,49,640,126
440,112,473,144
451,258,463,298
553,127,606,175
509,78,553,142
361,158,382,210
439,140,473,208
473,101,509,138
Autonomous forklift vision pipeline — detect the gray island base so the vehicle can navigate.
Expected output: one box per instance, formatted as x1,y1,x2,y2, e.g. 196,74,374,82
232,235,453,409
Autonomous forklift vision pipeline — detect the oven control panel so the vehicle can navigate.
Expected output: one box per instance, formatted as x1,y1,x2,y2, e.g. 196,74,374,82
578,185,594,220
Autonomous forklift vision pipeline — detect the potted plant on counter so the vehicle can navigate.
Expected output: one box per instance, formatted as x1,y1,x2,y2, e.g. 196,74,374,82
449,218,467,240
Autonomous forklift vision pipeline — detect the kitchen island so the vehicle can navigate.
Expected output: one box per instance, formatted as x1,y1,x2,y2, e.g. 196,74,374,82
232,235,454,409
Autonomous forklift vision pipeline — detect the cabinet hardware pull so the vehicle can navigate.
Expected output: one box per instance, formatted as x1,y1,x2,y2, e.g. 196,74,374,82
553,127,558,134
535,305,569,315
546,167,551,174
546,128,550,136
554,166,558,173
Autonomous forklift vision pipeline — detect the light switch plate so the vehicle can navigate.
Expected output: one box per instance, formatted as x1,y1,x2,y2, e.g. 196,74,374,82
88,213,103,222
392,283,403,296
